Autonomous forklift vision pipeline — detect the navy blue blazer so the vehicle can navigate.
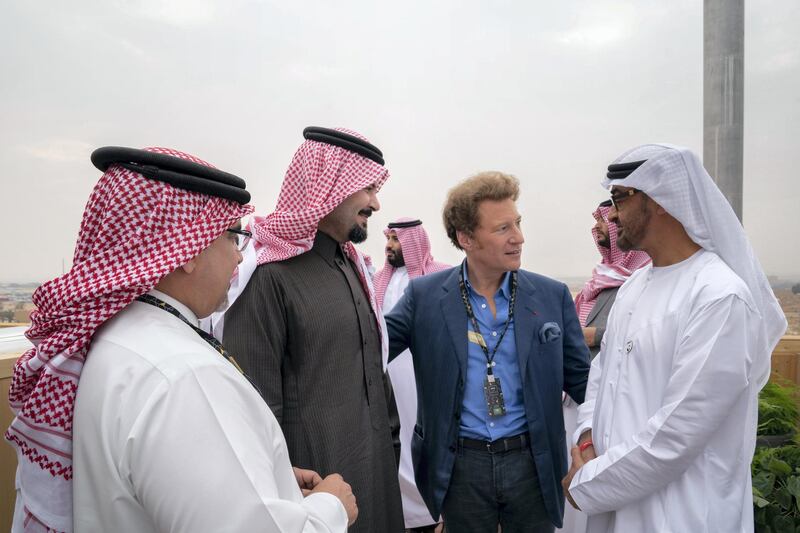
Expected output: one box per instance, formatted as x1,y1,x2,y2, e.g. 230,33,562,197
385,266,590,528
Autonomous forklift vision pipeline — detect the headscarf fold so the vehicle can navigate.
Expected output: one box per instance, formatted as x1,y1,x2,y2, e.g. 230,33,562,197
374,217,451,309
5,148,252,532
601,144,786,388
216,128,390,366
574,205,651,325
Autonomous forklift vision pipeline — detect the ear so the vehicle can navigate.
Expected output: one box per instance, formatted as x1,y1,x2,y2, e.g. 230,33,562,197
456,230,472,250
180,257,198,275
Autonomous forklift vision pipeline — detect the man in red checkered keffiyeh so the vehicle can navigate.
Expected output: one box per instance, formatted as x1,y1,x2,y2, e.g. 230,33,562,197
373,217,450,531
564,200,649,532
222,127,405,533
574,200,651,352
373,218,451,311
5,147,252,532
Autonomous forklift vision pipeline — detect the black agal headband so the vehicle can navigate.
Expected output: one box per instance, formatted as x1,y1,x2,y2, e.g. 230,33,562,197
606,159,647,181
303,126,385,166
388,219,422,229
91,146,250,205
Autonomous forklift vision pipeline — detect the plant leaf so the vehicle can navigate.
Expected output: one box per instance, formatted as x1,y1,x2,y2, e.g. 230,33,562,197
787,476,800,499
775,487,793,511
768,459,793,476
754,471,777,497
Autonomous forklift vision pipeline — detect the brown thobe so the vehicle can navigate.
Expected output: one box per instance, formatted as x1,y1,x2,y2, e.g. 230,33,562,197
224,231,404,533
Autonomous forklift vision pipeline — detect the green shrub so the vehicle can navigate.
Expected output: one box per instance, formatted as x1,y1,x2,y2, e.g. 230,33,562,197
759,381,800,436
752,446,800,532
753,379,800,532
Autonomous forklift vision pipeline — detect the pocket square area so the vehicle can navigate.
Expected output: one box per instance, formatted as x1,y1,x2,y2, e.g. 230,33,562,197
538,322,561,343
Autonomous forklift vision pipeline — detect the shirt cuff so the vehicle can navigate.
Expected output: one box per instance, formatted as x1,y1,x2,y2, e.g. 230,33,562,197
568,456,605,515
594,327,605,347
302,492,349,532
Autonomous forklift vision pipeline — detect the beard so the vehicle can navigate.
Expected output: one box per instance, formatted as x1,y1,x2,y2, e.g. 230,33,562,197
387,251,405,268
348,223,368,243
596,235,610,249
616,202,651,251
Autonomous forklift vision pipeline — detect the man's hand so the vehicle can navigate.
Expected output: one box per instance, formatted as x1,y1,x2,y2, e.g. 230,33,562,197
582,327,597,347
293,467,323,496
580,442,597,463
312,473,359,526
562,446,586,510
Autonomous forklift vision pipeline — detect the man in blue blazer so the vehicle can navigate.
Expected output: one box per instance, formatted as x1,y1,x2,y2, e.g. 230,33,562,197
385,171,590,532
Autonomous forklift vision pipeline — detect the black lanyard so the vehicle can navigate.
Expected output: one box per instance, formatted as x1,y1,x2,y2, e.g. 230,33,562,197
136,294,262,394
458,269,518,376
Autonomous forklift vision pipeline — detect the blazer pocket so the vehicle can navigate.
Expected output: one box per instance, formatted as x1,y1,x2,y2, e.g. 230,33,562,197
413,424,424,440
538,321,562,344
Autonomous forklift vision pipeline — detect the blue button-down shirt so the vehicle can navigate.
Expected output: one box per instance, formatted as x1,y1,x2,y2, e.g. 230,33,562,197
459,261,528,441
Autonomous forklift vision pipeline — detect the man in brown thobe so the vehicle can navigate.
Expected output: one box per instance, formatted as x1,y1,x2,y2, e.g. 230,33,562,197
224,127,403,532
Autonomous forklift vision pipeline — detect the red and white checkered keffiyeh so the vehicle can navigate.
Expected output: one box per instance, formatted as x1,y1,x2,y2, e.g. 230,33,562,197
574,204,651,326
374,218,451,310
248,128,388,262
223,128,390,364
5,147,252,533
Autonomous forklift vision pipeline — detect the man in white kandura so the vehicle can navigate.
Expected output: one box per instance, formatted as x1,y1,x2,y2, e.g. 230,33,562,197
6,146,356,533
562,144,787,533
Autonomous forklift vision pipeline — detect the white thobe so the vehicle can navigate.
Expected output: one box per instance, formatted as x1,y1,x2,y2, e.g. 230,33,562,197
72,290,347,533
570,250,760,533
384,268,438,528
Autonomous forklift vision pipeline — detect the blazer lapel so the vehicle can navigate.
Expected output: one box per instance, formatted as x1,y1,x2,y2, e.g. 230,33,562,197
585,287,611,326
440,269,469,374
514,273,540,382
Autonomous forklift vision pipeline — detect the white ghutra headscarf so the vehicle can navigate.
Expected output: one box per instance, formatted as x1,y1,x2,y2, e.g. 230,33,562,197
602,143,787,388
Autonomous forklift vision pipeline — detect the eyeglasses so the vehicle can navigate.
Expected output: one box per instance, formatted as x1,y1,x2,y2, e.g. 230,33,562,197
609,189,640,210
226,228,252,252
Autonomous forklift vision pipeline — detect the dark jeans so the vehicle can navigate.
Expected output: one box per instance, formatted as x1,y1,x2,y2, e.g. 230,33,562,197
441,442,554,533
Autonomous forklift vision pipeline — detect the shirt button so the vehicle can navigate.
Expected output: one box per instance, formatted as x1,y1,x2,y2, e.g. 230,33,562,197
489,422,495,427
481,304,487,309
492,331,498,337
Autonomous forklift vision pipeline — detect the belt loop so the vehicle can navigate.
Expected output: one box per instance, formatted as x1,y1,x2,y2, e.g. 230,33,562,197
503,439,509,452
486,441,492,452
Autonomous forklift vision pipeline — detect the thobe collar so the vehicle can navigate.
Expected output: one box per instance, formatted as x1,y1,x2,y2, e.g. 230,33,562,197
461,260,512,300
312,230,347,267
650,248,705,276
391,266,408,279
146,289,200,327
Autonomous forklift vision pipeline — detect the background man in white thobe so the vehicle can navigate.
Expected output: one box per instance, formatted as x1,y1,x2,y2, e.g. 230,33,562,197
562,144,787,533
374,217,450,532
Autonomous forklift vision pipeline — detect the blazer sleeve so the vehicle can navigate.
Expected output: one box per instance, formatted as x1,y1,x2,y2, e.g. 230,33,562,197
384,282,415,362
560,283,591,404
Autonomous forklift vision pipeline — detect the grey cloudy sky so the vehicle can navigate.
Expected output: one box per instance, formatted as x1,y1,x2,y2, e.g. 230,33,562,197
1,0,798,283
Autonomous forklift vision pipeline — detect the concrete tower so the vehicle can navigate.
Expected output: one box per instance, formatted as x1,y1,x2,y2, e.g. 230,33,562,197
704,0,745,221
